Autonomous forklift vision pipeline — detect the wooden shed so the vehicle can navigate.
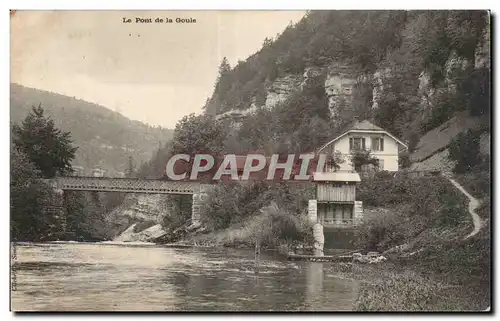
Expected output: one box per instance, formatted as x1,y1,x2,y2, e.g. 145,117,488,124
312,171,362,228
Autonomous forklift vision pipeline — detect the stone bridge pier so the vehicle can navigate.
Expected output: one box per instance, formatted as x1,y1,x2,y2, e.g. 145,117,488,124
191,184,211,226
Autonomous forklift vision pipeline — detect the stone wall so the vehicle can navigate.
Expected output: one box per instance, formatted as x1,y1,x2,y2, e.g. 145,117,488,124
354,201,363,225
308,199,318,223
191,184,211,225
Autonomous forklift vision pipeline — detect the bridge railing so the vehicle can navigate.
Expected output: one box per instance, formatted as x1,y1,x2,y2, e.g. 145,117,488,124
45,176,200,194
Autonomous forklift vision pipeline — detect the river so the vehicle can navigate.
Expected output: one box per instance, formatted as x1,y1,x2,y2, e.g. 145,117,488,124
11,242,359,312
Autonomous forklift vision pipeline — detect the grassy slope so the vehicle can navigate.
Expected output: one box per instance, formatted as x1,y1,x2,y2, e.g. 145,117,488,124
410,111,487,167
354,122,491,311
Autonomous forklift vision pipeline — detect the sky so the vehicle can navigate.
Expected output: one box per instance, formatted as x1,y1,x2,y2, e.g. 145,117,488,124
11,10,306,128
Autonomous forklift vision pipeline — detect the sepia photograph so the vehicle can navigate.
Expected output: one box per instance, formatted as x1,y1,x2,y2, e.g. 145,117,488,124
9,8,491,312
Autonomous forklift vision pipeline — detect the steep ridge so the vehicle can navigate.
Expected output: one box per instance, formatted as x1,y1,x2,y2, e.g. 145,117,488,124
11,83,173,177
121,11,491,245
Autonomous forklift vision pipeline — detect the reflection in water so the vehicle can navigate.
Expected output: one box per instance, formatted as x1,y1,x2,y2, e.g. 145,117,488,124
305,262,324,310
11,242,358,311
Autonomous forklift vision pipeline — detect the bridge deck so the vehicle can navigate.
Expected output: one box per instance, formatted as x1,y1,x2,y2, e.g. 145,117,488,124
47,176,199,194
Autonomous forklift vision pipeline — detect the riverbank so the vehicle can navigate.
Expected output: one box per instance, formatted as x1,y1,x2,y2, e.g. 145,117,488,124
162,238,489,311
352,256,489,311
352,226,490,311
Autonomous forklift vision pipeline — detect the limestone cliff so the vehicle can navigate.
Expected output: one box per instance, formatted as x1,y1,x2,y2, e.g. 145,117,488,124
103,194,170,242
215,61,362,125
264,74,303,109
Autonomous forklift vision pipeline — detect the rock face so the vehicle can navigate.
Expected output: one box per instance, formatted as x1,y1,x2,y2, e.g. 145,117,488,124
418,71,434,120
214,61,366,123
301,66,325,89
104,194,172,241
264,74,302,109
215,104,259,129
114,223,167,242
445,51,473,93
324,63,357,118
371,67,392,110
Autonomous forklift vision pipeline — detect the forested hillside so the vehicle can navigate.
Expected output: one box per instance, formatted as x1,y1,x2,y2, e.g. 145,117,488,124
74,11,490,310
135,10,490,252
140,10,489,178
11,83,173,177
203,11,489,150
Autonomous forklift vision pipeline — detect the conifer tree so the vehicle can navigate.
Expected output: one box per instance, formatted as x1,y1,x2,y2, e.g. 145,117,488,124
12,105,77,178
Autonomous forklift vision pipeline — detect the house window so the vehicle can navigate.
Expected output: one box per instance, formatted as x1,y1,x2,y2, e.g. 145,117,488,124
371,137,384,151
342,205,353,223
349,137,365,151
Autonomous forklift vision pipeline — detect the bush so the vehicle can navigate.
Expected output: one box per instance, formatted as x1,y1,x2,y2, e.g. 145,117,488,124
454,168,490,199
398,151,411,169
354,265,489,311
257,203,314,248
160,194,192,233
356,206,433,252
198,181,314,248
476,196,490,219
448,129,484,174
355,270,442,311
355,208,407,251
350,149,380,171
192,202,314,249
201,181,314,232
356,174,469,251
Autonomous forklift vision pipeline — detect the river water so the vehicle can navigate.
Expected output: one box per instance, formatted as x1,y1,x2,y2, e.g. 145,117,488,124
11,242,359,312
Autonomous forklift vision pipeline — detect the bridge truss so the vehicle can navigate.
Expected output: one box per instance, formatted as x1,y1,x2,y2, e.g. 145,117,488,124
45,176,200,195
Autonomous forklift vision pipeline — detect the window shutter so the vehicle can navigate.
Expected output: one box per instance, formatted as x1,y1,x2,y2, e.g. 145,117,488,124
380,138,384,151
362,138,366,150
349,138,353,150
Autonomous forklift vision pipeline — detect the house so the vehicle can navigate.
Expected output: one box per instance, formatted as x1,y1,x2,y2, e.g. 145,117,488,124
317,120,408,172
91,167,106,177
310,171,364,252
71,165,85,176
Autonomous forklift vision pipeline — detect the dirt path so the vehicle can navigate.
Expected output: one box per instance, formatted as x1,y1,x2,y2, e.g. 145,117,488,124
442,173,482,239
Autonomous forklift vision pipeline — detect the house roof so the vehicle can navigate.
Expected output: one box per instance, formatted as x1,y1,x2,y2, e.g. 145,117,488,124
317,120,408,153
345,120,386,132
312,171,361,182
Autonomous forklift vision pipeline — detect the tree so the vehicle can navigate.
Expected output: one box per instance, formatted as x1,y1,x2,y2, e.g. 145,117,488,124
170,114,227,156
12,105,77,178
350,150,380,172
262,37,273,48
448,129,482,173
125,156,136,178
458,67,490,117
214,57,232,97
10,148,58,241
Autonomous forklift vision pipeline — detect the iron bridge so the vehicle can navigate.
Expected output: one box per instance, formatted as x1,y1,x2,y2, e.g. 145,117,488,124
45,176,200,194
